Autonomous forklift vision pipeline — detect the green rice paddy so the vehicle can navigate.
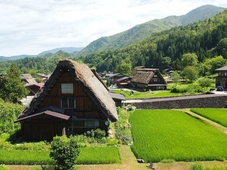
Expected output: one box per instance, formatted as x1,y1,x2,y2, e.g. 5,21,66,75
130,109,227,162
0,146,120,165
191,108,227,127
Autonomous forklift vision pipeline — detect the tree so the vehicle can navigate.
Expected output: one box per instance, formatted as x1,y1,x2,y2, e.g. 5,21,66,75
50,136,80,170
183,66,198,82
171,71,181,86
197,77,213,91
0,99,24,133
180,53,198,70
0,63,29,103
116,63,131,76
217,38,227,58
203,55,227,75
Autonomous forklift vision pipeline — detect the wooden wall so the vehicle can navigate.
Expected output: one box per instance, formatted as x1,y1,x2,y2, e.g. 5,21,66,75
21,71,109,141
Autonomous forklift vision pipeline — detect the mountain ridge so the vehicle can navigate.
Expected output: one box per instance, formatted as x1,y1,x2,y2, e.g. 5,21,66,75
0,5,225,62
0,47,83,62
77,5,226,57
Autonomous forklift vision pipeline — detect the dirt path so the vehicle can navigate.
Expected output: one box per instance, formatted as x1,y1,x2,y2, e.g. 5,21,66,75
181,108,227,134
78,145,147,170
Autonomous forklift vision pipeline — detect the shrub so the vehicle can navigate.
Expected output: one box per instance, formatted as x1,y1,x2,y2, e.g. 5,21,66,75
50,136,80,170
115,107,133,145
187,84,203,94
94,129,106,139
170,86,187,93
84,129,106,139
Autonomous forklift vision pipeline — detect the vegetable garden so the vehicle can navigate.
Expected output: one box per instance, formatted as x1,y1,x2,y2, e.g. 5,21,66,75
130,109,227,162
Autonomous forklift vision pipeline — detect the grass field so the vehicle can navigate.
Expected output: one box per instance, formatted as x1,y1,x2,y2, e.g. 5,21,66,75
111,89,181,98
129,110,227,162
77,146,121,164
0,150,53,165
191,108,227,127
0,146,120,165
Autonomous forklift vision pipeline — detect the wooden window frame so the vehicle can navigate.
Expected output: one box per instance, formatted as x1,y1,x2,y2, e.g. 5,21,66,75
61,97,76,108
85,120,99,128
61,83,73,94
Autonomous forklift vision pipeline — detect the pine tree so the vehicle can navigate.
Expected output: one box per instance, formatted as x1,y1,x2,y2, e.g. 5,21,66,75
0,63,28,103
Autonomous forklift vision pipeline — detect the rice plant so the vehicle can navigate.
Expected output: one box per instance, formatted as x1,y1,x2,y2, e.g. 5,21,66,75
191,108,227,127
130,110,227,162
77,146,121,164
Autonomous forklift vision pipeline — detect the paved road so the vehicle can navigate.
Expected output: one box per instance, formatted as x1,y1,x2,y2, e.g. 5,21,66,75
122,93,227,104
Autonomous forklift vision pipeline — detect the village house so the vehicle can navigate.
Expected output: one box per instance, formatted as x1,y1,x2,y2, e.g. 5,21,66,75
114,76,131,88
20,74,44,96
130,66,167,91
20,74,37,84
215,66,227,89
15,59,118,141
37,73,49,82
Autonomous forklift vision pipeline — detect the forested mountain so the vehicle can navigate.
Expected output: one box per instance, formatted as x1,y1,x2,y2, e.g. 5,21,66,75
77,5,226,57
0,47,83,62
37,47,83,56
79,9,227,76
0,55,36,62
0,51,72,74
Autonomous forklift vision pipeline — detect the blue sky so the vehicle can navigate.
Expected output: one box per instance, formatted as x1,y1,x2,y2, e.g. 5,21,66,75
0,0,226,56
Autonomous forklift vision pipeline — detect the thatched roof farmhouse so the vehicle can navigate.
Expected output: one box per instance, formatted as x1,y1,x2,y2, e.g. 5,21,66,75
16,59,118,141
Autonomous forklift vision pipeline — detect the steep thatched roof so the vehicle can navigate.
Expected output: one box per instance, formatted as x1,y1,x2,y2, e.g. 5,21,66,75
17,59,118,122
20,74,37,84
131,68,157,84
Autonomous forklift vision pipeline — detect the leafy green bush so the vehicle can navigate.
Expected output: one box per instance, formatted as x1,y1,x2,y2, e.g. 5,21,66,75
187,84,203,94
50,136,80,170
84,128,106,139
170,86,188,93
170,84,202,94
115,107,132,145
0,99,24,134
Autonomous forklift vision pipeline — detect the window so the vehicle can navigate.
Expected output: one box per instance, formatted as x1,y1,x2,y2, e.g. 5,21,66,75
85,120,99,127
154,74,157,77
61,98,76,108
61,83,73,94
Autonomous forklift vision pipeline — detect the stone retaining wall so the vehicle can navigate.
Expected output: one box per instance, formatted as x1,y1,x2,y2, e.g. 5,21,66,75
128,95,227,109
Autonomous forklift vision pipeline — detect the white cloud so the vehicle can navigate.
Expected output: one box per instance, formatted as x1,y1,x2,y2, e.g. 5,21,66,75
0,0,226,56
